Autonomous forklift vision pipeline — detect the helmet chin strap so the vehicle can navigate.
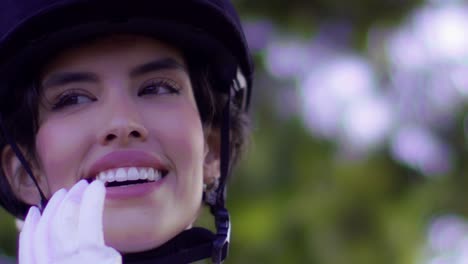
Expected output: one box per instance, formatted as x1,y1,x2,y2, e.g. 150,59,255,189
210,79,233,263
0,115,48,211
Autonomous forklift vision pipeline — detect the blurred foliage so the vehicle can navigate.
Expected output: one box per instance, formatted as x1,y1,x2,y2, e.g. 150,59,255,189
1,0,467,263
228,0,468,263
235,0,424,42
0,209,16,258
224,100,460,264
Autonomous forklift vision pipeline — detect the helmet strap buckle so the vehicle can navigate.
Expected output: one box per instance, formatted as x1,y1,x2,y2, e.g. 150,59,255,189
211,205,231,264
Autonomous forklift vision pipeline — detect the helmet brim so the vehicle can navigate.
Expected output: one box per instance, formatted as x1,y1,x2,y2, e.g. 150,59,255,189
0,0,253,111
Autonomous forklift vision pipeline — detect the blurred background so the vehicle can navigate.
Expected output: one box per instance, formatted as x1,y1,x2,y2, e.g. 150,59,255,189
2,0,468,263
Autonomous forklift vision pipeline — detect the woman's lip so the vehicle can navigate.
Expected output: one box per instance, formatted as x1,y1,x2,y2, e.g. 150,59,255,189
86,150,167,179
105,178,166,200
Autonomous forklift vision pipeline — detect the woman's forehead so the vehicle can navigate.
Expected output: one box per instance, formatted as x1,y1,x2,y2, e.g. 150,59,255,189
40,34,186,79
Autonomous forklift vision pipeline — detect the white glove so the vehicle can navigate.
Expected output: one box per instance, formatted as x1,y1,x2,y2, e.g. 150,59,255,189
19,180,122,264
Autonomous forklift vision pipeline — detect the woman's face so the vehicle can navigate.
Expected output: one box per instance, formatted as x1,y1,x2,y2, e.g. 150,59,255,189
33,35,214,252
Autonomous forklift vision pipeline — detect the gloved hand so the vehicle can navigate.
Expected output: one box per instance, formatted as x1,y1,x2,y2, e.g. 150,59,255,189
19,180,122,264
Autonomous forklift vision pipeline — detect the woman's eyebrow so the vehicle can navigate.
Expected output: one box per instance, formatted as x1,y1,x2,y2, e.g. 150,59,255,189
42,72,98,89
130,57,187,77
41,58,185,89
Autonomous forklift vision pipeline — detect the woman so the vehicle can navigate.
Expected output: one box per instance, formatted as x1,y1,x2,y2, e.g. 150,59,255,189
0,1,253,263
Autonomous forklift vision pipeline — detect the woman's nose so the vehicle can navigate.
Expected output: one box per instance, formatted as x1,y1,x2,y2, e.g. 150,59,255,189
98,101,149,146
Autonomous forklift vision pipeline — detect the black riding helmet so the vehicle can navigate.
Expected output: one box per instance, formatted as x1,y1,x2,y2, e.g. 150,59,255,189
0,0,253,263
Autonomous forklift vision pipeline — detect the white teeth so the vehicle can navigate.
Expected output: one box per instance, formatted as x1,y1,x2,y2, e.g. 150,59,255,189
139,168,148,180
115,168,126,182
148,168,155,181
155,170,161,181
128,167,139,181
95,167,164,185
99,172,106,181
107,170,115,182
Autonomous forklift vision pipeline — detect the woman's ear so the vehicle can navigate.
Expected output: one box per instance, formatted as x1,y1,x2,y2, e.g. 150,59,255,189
203,127,221,187
1,145,44,205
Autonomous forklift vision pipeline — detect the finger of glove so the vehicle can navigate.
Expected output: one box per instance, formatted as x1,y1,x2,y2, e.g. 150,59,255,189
50,180,88,256
34,189,67,264
78,180,106,247
53,246,122,264
19,206,40,264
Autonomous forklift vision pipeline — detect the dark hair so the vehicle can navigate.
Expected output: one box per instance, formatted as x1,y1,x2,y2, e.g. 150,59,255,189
0,40,250,219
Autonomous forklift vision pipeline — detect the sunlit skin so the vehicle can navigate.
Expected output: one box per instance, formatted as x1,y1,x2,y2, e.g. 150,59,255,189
28,35,218,252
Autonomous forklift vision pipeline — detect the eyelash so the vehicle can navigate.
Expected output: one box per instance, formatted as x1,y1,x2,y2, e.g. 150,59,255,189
50,78,181,111
138,78,181,97
51,89,96,110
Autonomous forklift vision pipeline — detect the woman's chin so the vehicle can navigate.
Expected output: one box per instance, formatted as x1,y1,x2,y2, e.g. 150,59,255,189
102,215,193,253
100,191,202,253
104,227,171,253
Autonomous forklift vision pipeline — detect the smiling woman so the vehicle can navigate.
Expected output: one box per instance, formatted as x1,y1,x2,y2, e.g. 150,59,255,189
0,1,253,263
31,36,209,252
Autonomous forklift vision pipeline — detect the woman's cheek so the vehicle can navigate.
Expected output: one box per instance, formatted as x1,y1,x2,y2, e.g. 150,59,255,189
157,108,204,160
35,120,90,192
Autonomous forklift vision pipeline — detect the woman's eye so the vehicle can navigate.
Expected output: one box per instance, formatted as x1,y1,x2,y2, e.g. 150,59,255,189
138,79,180,96
52,92,96,110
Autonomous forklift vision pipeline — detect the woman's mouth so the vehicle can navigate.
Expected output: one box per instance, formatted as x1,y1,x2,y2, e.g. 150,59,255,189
91,167,168,187
84,150,170,198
